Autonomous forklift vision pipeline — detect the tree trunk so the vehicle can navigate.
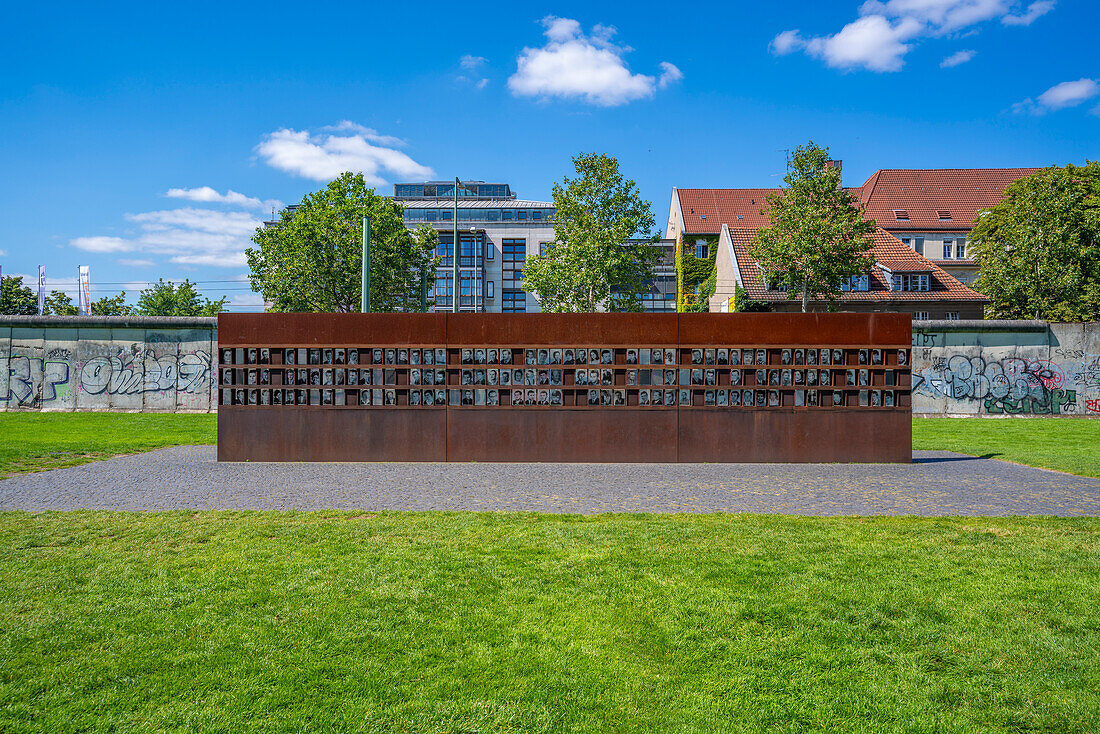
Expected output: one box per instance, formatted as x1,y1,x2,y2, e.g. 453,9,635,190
801,275,808,313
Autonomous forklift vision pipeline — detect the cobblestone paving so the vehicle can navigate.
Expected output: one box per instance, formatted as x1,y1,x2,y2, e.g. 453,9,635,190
2,447,1098,515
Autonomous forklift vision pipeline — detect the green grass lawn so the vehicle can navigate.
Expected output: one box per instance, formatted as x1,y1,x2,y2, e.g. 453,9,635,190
0,511,1097,733
0,413,1097,478
0,413,215,477
913,417,1100,478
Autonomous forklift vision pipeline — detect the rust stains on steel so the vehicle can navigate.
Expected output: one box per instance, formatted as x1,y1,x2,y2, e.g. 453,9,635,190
217,313,912,464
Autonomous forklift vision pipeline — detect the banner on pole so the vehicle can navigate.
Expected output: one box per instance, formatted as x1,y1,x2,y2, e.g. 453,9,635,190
78,266,91,315
38,265,46,315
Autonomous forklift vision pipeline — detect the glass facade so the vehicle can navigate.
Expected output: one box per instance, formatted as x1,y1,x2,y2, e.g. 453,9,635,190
402,208,554,223
502,238,526,312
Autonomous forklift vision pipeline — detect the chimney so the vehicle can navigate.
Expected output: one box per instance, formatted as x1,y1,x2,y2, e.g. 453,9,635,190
826,159,843,181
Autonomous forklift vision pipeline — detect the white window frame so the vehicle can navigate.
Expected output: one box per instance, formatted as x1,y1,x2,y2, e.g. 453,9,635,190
956,237,967,258
945,312,960,320
942,239,953,259
913,311,930,320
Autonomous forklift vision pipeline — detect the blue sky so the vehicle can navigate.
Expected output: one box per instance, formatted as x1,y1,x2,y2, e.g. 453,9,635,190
1,0,1096,309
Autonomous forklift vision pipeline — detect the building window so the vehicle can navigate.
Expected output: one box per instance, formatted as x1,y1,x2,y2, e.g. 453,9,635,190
942,239,953,259
891,273,930,292
516,210,528,220
539,242,552,256
486,280,494,299
901,237,912,249
945,311,960,320
502,290,526,313
956,237,967,258
434,274,453,308
694,239,708,259
502,210,513,221
914,236,925,256
502,238,526,297
840,274,869,292
913,311,930,320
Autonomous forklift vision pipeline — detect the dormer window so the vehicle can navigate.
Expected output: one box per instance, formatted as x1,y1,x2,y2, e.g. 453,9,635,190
891,273,930,292
938,210,952,221
893,209,909,221
840,274,869,292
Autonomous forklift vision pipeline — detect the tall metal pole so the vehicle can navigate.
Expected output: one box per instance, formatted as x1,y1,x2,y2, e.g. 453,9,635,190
452,177,459,313
361,216,371,312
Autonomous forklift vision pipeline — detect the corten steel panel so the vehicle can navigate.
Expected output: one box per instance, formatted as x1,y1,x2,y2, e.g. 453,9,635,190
217,313,912,464
448,408,679,462
677,409,911,463
447,313,679,346
218,313,447,346
678,312,911,346
218,407,446,462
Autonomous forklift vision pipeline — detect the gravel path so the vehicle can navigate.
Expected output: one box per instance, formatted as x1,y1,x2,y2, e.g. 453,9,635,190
2,447,1098,515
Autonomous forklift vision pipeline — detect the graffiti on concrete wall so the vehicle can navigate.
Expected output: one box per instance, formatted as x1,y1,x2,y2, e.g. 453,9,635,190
910,325,1099,415
1,344,213,410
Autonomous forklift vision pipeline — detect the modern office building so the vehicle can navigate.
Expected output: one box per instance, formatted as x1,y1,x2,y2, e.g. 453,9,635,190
395,180,675,313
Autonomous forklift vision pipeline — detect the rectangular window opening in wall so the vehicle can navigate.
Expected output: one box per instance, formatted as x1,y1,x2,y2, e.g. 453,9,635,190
486,280,494,299
943,240,953,259
914,311,930,320
695,239,708,259
914,236,925,256
945,312,960,320
502,290,526,313
956,237,966,258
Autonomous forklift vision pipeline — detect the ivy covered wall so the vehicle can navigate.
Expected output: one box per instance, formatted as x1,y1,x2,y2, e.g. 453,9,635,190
675,233,719,312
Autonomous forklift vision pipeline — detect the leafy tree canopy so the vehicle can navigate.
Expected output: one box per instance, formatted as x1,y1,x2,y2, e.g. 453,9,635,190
748,141,876,312
44,290,78,316
136,279,227,317
971,162,1100,321
90,292,134,316
522,153,661,312
247,172,439,312
0,276,37,315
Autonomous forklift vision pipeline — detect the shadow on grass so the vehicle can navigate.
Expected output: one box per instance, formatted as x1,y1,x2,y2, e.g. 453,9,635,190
913,452,1002,464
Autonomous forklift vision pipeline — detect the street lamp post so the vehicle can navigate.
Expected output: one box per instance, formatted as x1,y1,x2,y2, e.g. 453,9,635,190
452,177,459,313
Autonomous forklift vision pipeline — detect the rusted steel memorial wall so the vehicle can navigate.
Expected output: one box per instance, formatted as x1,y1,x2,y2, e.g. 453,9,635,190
217,313,912,463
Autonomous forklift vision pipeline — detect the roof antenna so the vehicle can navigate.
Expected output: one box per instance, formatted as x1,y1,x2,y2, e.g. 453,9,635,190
777,148,791,173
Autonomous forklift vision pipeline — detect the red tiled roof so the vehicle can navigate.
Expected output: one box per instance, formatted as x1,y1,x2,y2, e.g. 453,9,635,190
676,189,780,233
677,168,1040,234
859,168,1040,231
728,227,988,303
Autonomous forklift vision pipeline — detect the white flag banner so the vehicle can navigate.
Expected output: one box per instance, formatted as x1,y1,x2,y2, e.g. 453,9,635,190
38,265,46,315
78,266,91,315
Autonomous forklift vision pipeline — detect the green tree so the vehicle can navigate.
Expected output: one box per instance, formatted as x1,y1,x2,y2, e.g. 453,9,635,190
522,153,661,312
247,172,439,312
970,162,1100,321
44,290,78,315
136,279,227,316
90,292,134,316
0,276,37,315
749,141,876,312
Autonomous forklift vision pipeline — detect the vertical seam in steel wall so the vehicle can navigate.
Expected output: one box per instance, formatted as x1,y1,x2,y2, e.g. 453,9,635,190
444,313,450,462
675,314,680,463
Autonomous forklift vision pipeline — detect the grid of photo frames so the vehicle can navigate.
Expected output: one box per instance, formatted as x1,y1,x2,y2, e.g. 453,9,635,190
219,345,911,409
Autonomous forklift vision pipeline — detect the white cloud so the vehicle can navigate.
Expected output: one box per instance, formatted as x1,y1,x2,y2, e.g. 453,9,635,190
165,186,283,212
460,54,487,70
1014,78,1100,114
0,249,7,257
72,236,133,253
457,55,490,89
773,0,1055,72
658,62,684,89
71,207,262,269
508,16,681,106
1037,78,1099,109
256,124,434,184
118,258,154,267
940,48,976,66
1002,0,1055,25
228,292,265,307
